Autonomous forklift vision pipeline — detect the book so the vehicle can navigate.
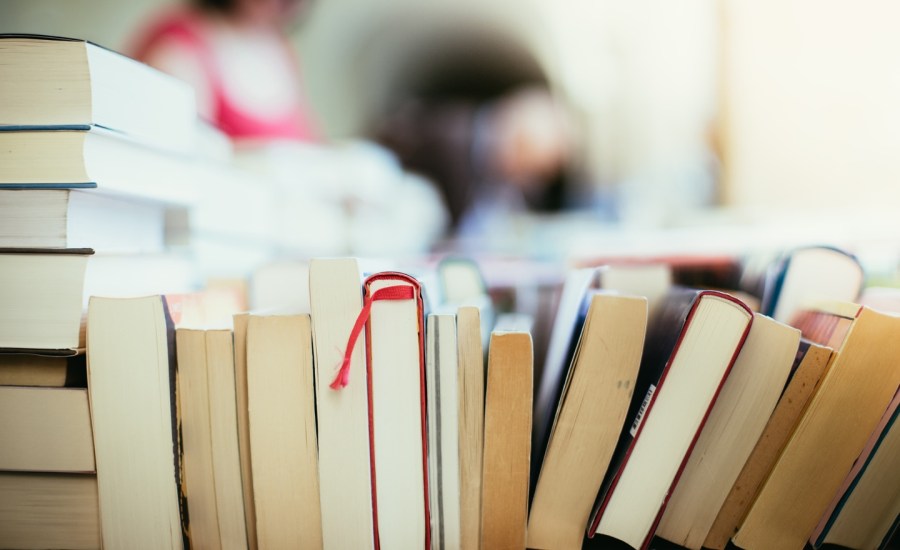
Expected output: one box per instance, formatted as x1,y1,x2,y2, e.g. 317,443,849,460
810,388,900,549
232,314,258,550
703,340,833,549
0,129,199,206
0,188,167,253
0,386,94,472
532,267,599,493
481,330,533,550
426,313,461,550
456,306,485,550
759,246,864,323
246,314,322,548
308,258,375,550
176,329,250,549
588,288,753,549
527,294,648,550
0,34,196,153
0,472,99,550
363,272,430,549
175,329,221,548
86,295,186,549
654,314,800,549
0,248,92,351
0,351,86,387
733,306,900,549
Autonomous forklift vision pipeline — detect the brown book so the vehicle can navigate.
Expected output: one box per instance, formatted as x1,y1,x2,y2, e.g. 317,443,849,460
176,329,249,549
87,295,186,549
0,352,85,387
247,314,322,549
704,340,832,549
457,306,485,550
655,314,800,549
0,472,99,550
481,330,533,550
232,313,258,550
733,307,900,549
527,294,647,550
0,386,93,472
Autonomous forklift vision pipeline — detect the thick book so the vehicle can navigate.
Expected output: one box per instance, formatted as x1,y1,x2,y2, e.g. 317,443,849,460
734,306,900,549
426,313,461,550
0,248,92,351
0,386,94,472
0,188,167,253
363,272,430,549
0,129,199,206
703,339,833,549
655,314,800,549
0,351,86,387
456,306,485,550
308,258,375,550
86,295,186,549
759,246,863,324
481,330,533,550
587,289,753,550
0,472,100,550
176,329,249,549
247,314,322,548
0,34,196,153
527,294,648,550
810,388,900,549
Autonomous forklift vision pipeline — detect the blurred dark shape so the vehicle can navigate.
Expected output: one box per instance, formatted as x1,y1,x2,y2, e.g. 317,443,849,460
373,23,574,236
130,0,320,143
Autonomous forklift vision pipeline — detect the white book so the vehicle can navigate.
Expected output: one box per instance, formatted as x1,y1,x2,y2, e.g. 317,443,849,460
426,314,461,550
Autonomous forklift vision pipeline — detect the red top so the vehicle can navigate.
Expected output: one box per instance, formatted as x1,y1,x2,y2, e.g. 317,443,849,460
131,8,319,142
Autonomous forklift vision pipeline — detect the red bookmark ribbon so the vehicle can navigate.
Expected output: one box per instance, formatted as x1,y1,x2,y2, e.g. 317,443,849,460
330,284,415,390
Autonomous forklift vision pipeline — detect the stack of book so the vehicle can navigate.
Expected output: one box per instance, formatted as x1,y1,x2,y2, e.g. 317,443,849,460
0,34,198,548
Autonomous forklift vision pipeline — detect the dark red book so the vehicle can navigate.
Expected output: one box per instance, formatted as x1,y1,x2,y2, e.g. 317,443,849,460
586,288,753,549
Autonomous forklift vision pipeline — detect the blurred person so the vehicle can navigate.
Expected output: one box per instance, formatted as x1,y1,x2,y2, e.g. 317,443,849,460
130,0,320,144
378,86,572,241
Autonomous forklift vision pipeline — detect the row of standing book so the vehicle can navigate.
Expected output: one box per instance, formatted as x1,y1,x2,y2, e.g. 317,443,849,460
3,246,900,550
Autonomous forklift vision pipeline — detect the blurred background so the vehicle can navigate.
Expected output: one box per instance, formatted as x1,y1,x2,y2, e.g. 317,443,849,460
4,0,900,294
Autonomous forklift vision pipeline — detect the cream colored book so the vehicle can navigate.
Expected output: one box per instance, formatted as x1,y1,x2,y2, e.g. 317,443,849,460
0,35,196,153
87,295,184,549
0,386,93,472
734,307,900,549
247,314,322,549
308,258,374,550
481,330,533,550
0,472,99,550
655,314,800,549
232,313,258,550
527,294,647,550
205,329,250,549
456,306,484,550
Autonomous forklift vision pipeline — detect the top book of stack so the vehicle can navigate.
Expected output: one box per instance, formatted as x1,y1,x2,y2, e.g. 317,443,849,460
0,34,197,154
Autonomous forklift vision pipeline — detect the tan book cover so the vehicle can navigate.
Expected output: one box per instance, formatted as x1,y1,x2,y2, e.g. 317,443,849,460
734,307,900,549
231,313,258,550
704,341,832,549
481,331,533,550
0,472,100,550
527,294,647,550
457,306,485,550
247,314,322,549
